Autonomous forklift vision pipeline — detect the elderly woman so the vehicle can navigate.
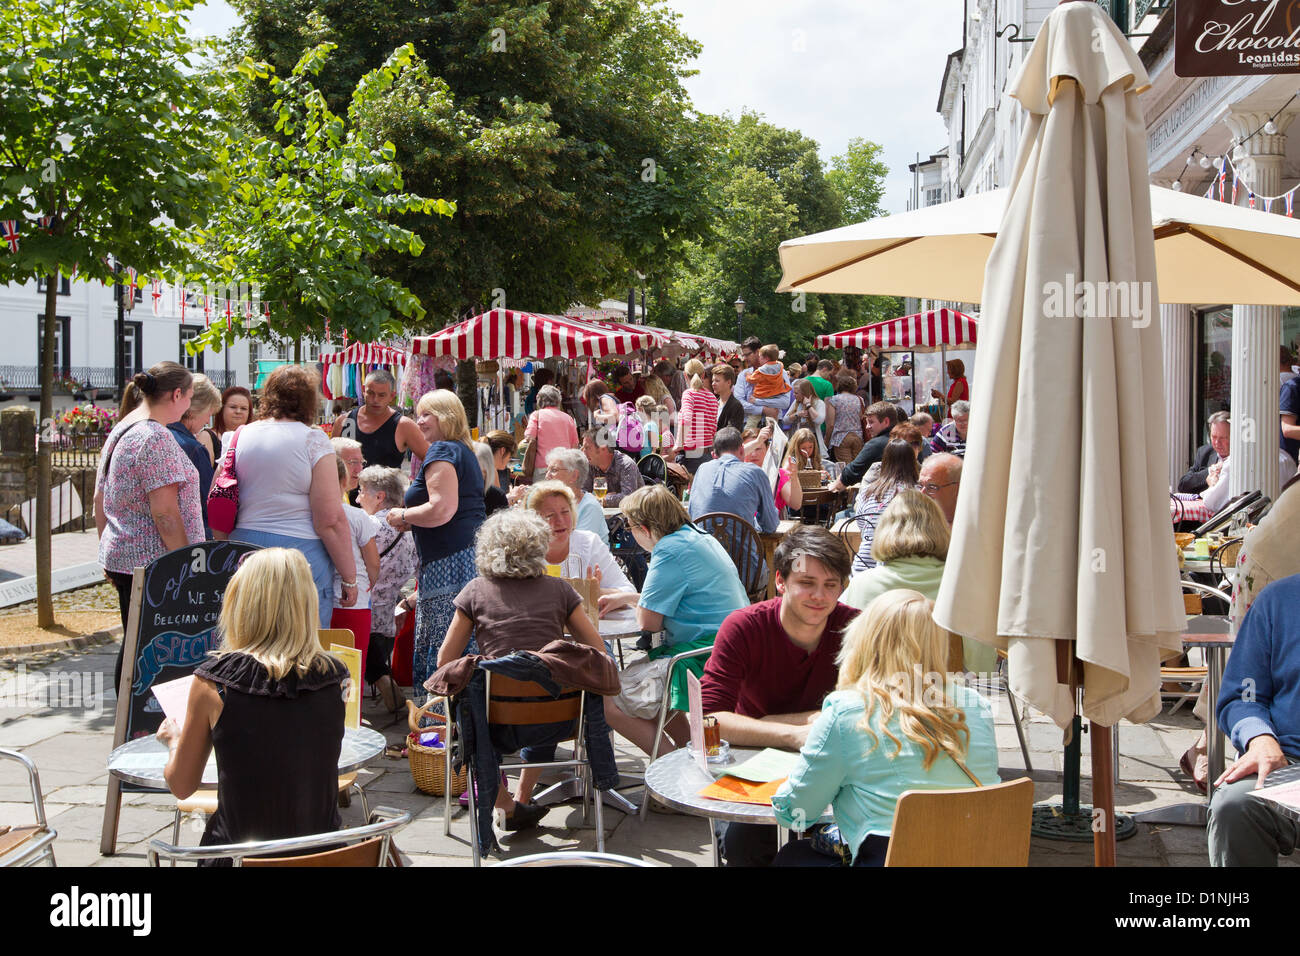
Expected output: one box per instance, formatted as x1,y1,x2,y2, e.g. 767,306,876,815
385,389,486,693
97,362,204,687
545,446,608,543
217,365,357,628
523,383,578,482
437,508,608,831
525,481,636,613
603,485,749,755
356,465,419,714
167,373,223,533
771,589,998,866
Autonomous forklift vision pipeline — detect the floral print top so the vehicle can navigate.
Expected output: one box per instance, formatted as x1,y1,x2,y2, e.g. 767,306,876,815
368,509,419,637
96,419,203,573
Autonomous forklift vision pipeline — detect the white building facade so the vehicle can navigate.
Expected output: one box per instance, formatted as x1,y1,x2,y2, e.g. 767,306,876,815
928,0,1299,499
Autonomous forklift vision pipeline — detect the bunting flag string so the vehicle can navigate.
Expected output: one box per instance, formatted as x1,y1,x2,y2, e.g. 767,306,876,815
1217,153,1300,211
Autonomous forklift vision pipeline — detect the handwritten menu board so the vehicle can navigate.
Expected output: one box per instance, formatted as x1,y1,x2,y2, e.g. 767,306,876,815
111,541,261,746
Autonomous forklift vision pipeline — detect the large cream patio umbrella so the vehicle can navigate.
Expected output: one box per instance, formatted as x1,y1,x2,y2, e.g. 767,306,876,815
777,181,1300,306
927,0,1186,732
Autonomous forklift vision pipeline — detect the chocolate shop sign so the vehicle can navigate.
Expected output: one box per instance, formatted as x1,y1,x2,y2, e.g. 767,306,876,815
1176,0,1300,76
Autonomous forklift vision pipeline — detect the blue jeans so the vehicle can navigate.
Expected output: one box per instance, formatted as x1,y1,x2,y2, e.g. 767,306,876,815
230,528,335,627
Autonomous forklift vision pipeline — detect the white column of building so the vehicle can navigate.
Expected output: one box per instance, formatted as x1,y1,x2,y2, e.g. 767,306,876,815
1225,110,1293,503
1160,303,1192,488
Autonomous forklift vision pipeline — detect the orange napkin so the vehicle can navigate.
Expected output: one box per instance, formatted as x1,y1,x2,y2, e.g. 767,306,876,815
698,775,787,806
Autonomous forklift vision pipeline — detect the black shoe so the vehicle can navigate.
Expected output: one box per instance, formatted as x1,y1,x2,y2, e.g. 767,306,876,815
500,800,547,832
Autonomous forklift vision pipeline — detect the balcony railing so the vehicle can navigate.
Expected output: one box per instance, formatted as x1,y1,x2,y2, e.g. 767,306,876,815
0,365,236,394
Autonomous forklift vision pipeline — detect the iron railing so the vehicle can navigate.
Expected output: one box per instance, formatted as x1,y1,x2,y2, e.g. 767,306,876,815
0,366,237,394
2,468,97,536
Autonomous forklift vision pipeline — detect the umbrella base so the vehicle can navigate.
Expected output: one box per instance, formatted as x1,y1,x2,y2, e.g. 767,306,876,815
1031,804,1137,842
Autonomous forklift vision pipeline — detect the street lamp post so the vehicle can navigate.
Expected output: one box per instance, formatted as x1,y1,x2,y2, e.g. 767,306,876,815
734,296,745,344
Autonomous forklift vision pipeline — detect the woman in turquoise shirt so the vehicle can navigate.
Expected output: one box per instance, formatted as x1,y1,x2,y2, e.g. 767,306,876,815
603,484,750,756
771,588,998,866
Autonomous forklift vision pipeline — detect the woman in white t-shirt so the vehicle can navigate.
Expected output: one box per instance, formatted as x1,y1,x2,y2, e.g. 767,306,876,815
524,481,636,611
215,365,358,626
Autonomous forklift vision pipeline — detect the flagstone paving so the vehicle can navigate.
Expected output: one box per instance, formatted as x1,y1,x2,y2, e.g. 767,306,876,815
5,635,1293,868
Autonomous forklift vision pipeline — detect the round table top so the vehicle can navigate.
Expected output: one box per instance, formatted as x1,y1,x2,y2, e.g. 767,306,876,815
644,747,831,826
107,725,387,788
598,609,645,642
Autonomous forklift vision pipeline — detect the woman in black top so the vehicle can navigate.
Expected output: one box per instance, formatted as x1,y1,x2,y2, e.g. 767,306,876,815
158,548,349,864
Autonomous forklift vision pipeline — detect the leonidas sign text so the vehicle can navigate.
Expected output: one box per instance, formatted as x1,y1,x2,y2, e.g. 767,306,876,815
1175,0,1300,76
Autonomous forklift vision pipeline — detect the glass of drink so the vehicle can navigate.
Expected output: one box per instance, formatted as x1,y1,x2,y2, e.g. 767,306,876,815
593,477,608,502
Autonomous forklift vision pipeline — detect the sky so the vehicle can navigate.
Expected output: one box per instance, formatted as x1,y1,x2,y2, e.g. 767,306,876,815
186,0,966,215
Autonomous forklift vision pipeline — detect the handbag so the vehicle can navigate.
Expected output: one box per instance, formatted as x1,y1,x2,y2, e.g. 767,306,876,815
206,425,244,534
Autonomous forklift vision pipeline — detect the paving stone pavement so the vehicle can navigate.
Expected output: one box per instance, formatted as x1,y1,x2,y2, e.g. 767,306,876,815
1,638,1294,867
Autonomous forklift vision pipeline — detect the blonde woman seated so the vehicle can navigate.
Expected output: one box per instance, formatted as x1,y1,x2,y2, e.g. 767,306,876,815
842,491,993,675
525,481,637,615
770,589,999,866
437,508,606,830
157,548,351,864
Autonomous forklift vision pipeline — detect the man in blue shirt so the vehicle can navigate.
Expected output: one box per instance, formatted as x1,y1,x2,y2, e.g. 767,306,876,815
1209,573,1300,866
688,428,779,534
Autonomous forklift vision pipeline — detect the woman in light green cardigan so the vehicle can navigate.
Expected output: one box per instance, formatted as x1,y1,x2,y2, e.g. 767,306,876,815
842,490,996,674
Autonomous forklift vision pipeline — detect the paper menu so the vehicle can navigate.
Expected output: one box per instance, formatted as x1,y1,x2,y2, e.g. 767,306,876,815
1251,780,1300,814
150,675,194,731
723,748,800,783
331,644,362,731
687,670,707,774
697,775,787,806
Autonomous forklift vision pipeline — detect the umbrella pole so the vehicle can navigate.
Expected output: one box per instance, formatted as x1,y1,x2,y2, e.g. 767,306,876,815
1091,720,1117,867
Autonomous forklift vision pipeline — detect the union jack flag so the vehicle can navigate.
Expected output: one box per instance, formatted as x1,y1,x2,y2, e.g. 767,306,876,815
151,279,163,314
127,267,139,301
1218,165,1226,201
1249,190,1256,209
202,295,211,328
38,215,54,232
1,220,19,252
1231,170,1239,204
1287,190,1295,217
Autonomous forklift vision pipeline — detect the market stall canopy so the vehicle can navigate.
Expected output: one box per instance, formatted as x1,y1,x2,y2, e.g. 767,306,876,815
777,184,1300,306
585,319,739,359
319,342,409,368
410,309,667,360
814,308,976,352
318,342,409,401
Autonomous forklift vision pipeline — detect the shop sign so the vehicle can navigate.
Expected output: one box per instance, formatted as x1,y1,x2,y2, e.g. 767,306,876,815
1175,0,1300,76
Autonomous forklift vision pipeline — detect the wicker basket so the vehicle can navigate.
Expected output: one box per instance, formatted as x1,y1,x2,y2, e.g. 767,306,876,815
1174,532,1195,550
406,698,468,797
797,469,825,491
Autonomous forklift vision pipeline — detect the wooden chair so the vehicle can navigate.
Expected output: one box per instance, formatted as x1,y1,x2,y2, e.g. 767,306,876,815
693,511,767,602
318,628,355,650
884,776,1034,867
0,749,56,867
466,673,604,866
148,807,410,866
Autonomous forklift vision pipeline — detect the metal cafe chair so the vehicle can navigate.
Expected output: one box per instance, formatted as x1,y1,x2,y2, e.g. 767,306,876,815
638,646,714,821
147,807,411,867
0,749,57,867
693,511,767,603
466,672,605,867
494,850,656,867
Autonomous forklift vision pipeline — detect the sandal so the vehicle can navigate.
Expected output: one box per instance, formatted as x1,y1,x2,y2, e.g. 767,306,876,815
1179,746,1208,795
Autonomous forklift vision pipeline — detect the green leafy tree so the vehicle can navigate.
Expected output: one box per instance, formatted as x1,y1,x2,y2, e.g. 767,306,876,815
0,0,220,627
232,0,717,327
180,43,454,355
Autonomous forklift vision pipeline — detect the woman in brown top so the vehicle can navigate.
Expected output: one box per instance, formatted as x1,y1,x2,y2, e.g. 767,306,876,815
438,507,604,829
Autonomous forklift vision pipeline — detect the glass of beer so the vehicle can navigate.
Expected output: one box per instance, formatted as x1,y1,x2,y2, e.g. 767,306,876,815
593,477,608,503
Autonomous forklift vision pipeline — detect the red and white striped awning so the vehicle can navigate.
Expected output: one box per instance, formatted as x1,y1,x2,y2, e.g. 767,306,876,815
319,342,409,368
410,309,666,360
583,319,739,359
814,308,977,352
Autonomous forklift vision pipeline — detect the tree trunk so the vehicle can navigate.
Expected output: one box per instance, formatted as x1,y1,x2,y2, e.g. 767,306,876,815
36,276,58,628
456,360,478,429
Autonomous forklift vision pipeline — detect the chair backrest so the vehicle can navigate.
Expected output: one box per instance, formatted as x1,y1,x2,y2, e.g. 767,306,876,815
834,512,875,561
147,808,412,867
606,513,649,590
493,850,656,867
318,628,355,650
693,511,766,600
638,452,668,486
885,776,1034,867
485,673,583,730
1211,538,1243,580
244,837,385,868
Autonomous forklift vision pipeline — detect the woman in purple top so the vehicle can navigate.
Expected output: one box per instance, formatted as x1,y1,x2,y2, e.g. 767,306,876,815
95,362,204,688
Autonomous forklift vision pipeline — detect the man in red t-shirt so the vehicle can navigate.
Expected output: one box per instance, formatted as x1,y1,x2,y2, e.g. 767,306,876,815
700,525,857,866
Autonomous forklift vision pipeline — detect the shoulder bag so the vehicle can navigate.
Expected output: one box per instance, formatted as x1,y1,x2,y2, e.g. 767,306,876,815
207,424,244,534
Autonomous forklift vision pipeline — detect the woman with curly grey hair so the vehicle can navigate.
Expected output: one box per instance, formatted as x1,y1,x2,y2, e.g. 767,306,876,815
437,507,604,831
